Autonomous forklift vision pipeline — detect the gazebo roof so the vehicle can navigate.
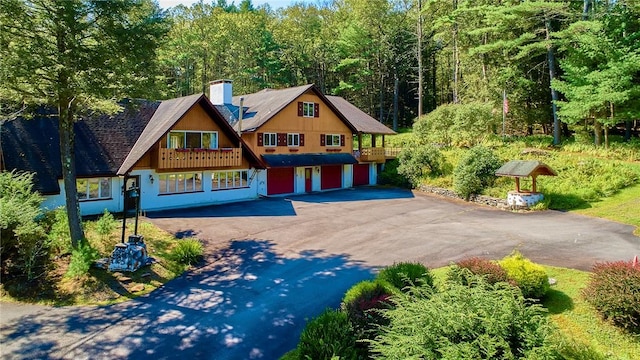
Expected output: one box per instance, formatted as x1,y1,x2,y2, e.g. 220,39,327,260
495,160,557,178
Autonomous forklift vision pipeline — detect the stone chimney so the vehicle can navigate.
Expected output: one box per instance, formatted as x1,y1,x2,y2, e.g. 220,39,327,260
209,79,233,105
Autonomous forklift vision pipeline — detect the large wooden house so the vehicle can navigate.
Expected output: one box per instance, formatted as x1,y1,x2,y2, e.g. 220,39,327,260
1,81,396,216
211,80,396,196
1,95,263,215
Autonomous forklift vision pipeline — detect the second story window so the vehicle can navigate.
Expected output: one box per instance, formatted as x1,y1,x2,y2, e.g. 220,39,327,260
264,132,277,147
287,133,300,147
167,131,218,149
325,134,341,147
303,102,315,117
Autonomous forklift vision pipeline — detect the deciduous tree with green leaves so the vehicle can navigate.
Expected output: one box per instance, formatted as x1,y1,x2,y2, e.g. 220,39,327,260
0,0,168,249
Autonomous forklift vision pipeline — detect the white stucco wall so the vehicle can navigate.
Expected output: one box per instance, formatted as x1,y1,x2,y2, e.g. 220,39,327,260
132,169,261,212
42,177,124,216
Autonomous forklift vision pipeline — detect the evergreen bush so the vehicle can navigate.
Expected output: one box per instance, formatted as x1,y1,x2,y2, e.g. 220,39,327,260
65,242,99,278
397,144,444,187
453,146,501,200
297,308,362,360
499,251,550,299
583,260,640,332
377,262,434,292
170,238,204,265
369,278,555,359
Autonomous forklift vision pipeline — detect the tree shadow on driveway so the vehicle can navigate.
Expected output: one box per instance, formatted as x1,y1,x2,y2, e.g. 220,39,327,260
0,239,376,360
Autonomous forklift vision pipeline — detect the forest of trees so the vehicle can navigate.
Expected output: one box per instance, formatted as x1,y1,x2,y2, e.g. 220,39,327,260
158,0,639,143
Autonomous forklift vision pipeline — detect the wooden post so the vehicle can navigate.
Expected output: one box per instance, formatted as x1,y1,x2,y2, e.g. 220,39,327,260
382,135,385,147
358,133,362,153
532,176,537,193
515,177,520,192
372,134,377,147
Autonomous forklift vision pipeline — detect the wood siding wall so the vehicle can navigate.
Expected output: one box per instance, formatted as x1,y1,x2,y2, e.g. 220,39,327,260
246,92,353,156
132,103,250,172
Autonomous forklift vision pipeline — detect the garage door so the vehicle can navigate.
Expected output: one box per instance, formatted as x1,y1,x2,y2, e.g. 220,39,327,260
321,165,342,190
353,164,370,186
267,167,294,195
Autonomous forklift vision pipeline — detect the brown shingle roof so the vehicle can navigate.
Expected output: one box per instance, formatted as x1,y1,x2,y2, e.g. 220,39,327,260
326,96,396,135
495,160,557,178
226,84,357,133
1,101,158,194
117,94,264,175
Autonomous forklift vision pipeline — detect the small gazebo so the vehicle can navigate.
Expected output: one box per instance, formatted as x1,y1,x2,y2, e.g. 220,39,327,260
495,160,557,208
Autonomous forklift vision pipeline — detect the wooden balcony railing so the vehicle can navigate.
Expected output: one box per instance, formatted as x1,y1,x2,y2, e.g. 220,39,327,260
384,147,402,158
353,147,402,163
158,148,242,169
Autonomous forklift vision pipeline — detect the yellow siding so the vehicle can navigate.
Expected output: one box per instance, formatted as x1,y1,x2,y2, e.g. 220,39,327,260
247,91,353,156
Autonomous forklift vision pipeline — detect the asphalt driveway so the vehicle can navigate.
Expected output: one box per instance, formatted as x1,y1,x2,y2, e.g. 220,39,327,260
2,187,639,359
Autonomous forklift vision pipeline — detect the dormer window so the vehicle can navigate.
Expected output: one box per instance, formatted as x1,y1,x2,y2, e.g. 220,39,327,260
167,131,218,149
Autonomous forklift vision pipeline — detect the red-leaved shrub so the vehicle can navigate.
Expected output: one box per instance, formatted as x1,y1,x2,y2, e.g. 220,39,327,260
453,257,509,285
583,261,640,332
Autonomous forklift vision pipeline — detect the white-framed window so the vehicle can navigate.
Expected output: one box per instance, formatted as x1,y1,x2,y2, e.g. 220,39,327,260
77,177,111,200
287,133,300,147
325,134,341,147
303,102,315,117
263,132,277,147
167,131,218,149
159,172,203,194
212,170,249,190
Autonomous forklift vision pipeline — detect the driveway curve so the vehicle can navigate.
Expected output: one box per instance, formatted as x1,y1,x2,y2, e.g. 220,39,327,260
2,187,639,359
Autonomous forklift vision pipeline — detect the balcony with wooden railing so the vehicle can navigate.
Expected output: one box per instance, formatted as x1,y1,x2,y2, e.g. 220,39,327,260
158,148,242,169
353,147,401,163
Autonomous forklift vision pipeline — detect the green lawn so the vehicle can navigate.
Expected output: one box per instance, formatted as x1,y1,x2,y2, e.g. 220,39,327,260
574,183,640,236
543,265,640,359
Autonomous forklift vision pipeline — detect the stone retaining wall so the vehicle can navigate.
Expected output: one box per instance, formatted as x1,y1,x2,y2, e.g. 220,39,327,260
418,185,509,209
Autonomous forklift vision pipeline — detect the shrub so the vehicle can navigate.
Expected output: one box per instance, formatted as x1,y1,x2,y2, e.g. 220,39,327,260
413,102,498,147
65,242,99,278
45,207,72,256
453,146,502,200
448,257,509,286
397,144,444,188
0,170,49,281
499,251,550,299
341,280,394,342
297,308,362,360
583,261,640,332
377,262,434,292
377,159,411,188
96,209,117,241
170,238,204,265
369,278,555,359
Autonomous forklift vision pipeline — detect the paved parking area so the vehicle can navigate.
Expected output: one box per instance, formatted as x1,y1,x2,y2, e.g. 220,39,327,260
1,187,639,359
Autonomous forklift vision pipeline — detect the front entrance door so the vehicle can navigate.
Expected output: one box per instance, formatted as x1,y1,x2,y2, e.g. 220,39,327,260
124,176,140,214
305,168,312,192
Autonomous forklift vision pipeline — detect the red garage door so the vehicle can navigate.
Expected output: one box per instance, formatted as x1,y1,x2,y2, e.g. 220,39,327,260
321,165,342,190
353,164,370,186
267,167,294,195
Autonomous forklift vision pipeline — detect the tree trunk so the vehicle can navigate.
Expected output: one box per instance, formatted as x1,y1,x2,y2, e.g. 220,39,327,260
625,120,632,141
59,98,85,249
393,70,399,131
417,0,423,117
452,0,459,104
56,5,84,249
545,18,561,145
594,120,602,146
